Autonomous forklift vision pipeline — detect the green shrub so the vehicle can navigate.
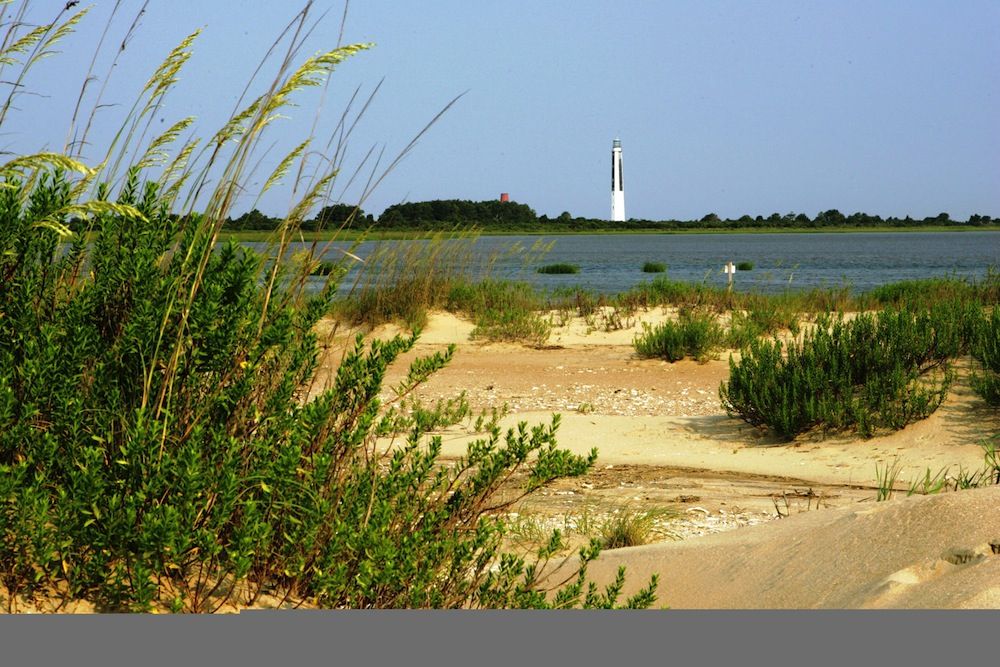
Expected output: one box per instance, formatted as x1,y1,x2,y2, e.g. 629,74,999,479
0,8,652,611
537,263,580,275
971,307,1000,405
642,262,667,273
720,309,959,440
736,261,754,271
633,309,723,362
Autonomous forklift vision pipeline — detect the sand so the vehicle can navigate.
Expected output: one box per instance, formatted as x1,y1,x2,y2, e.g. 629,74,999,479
359,309,1000,609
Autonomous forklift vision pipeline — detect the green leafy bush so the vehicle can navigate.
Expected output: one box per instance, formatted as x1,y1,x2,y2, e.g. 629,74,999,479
720,308,962,440
641,262,667,273
633,309,723,362
971,307,1000,405
735,261,754,271
1,170,629,610
0,8,651,611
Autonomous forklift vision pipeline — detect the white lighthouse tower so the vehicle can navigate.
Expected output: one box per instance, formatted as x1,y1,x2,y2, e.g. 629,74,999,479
611,138,625,222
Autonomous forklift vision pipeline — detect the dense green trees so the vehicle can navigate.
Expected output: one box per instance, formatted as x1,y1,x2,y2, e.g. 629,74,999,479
221,200,997,234
224,204,372,232
306,203,374,231
379,199,537,229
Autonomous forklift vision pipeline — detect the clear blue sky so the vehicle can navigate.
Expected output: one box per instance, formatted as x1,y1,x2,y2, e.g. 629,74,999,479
4,0,999,220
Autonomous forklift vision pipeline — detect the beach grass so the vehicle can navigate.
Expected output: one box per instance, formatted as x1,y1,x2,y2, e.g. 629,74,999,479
599,506,678,549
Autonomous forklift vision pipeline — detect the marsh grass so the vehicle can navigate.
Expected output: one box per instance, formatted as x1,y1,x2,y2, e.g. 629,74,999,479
334,230,487,330
642,261,666,273
537,262,580,275
448,279,551,345
504,504,677,554
333,232,558,344
725,297,801,350
332,245,998,357
885,439,1000,500
548,287,607,320
864,275,1000,310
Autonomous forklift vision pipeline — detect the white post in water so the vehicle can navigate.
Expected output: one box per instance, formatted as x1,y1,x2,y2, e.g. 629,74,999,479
611,138,625,222
724,261,736,292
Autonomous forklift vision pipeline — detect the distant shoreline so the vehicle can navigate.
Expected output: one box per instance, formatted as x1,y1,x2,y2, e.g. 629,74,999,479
220,225,1000,243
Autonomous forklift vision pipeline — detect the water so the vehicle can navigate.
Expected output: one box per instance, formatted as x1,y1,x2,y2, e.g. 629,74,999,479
252,231,1000,296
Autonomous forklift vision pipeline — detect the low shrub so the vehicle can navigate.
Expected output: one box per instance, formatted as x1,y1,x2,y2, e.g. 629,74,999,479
537,263,580,275
736,261,754,271
971,307,1000,405
720,308,959,440
642,262,667,273
633,309,723,362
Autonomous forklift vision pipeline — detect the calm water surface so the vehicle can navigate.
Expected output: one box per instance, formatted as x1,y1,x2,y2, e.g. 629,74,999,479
257,231,1000,296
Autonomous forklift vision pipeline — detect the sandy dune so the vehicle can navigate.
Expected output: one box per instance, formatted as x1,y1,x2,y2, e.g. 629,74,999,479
577,487,1000,609
358,310,1000,609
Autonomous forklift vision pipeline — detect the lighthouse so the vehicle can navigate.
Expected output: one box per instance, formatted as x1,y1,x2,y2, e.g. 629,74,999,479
611,138,625,222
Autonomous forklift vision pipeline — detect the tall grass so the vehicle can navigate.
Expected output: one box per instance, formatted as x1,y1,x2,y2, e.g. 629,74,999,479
334,231,487,330
448,280,551,346
0,3,654,611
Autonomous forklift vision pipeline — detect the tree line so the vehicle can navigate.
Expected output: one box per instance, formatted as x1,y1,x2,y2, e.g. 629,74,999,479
222,199,998,232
